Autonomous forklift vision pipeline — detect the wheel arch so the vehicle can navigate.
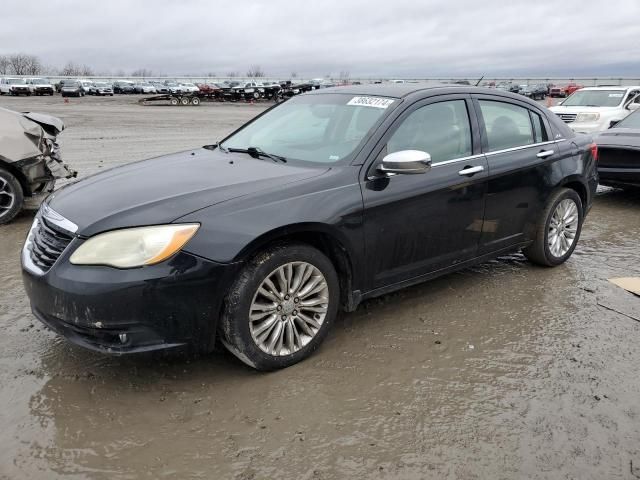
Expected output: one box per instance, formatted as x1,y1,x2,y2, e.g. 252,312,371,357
0,158,28,196
559,177,588,208
234,222,359,312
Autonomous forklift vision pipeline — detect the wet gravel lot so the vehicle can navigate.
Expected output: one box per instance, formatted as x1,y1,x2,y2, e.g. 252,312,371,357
1,95,640,479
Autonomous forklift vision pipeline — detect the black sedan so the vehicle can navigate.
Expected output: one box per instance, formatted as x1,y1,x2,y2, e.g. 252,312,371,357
595,110,640,189
22,85,598,370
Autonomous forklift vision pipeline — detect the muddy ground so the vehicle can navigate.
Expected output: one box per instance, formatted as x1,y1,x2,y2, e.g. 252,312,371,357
1,95,639,480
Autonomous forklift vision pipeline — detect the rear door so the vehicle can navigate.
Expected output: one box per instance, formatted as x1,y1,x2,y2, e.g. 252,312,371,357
472,95,560,254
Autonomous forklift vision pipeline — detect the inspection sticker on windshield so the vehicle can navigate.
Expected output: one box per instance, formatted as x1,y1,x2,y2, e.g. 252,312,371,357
347,96,395,109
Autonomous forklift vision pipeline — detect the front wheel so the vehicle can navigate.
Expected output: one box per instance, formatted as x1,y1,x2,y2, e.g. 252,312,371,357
523,188,583,266
0,167,24,225
220,243,339,370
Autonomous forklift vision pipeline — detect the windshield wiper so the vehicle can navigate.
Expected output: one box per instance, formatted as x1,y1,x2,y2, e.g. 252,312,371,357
227,146,287,163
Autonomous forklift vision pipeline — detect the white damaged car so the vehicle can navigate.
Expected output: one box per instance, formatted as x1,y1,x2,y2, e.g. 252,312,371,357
0,108,76,224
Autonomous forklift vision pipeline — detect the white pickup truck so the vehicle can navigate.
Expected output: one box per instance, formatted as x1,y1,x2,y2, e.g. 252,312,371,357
26,78,55,95
550,86,640,133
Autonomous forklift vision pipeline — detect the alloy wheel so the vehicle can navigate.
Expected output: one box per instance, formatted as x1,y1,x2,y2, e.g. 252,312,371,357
0,175,16,219
548,198,579,257
249,262,329,356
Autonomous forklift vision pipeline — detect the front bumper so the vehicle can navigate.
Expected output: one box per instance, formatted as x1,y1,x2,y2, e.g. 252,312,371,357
568,122,605,134
22,228,240,354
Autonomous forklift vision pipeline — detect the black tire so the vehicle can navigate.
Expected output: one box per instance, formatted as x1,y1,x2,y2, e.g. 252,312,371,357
220,243,340,371
0,167,24,225
523,188,583,267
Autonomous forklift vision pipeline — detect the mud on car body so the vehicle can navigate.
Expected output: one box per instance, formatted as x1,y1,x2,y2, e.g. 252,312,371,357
0,108,76,224
22,86,598,370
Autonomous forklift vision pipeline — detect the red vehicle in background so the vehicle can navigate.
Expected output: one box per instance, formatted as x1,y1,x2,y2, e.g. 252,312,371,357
564,83,583,96
550,82,583,97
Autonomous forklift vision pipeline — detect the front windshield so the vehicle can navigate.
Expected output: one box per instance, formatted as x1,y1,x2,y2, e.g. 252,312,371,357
615,110,640,128
32,78,48,84
8,78,25,85
562,90,625,107
221,93,395,164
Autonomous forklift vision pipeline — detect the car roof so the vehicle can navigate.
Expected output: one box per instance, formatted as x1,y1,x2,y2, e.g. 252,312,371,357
305,84,530,100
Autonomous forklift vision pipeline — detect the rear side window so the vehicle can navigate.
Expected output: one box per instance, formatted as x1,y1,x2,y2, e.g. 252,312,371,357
387,100,472,163
479,100,534,151
530,112,548,143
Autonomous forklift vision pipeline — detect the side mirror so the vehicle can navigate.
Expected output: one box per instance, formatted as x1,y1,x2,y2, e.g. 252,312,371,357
378,150,432,175
627,103,640,111
609,120,620,128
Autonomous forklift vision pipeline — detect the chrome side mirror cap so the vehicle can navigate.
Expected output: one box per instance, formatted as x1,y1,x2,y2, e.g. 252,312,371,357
627,102,640,111
378,150,432,175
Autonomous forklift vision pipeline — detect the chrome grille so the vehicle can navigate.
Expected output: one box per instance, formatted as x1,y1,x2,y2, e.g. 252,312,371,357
556,113,577,123
28,217,73,272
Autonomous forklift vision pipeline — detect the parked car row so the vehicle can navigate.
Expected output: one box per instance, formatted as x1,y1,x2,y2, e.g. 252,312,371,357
490,82,579,100
0,77,55,95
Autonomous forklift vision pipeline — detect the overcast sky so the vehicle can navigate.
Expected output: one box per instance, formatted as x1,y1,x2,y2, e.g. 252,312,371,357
2,0,639,78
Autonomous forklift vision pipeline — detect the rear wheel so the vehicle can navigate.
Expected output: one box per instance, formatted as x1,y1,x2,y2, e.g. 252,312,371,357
523,188,583,266
169,97,179,106
221,243,339,370
180,97,190,106
0,168,24,225
191,97,200,106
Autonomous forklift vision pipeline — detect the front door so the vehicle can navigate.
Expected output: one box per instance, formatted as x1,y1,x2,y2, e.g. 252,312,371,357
361,95,488,290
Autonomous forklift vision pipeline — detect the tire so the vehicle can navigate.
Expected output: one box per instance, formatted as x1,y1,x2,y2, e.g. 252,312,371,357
180,97,190,106
191,97,200,106
522,188,583,267
169,97,179,106
0,167,24,225
220,243,340,371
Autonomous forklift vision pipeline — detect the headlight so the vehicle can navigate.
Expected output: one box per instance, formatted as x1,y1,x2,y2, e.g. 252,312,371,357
70,224,199,268
575,112,600,123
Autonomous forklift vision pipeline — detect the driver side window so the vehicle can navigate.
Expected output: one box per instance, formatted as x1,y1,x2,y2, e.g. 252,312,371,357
387,100,472,164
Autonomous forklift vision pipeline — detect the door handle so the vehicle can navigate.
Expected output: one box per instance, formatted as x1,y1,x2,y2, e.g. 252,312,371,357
536,149,555,158
458,165,484,176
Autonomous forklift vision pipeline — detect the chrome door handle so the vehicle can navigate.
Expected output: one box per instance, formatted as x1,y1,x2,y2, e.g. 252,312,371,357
458,165,484,176
536,149,555,158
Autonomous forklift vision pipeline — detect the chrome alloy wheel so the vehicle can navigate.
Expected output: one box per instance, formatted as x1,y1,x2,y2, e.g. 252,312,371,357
249,262,329,356
0,176,16,219
548,198,579,257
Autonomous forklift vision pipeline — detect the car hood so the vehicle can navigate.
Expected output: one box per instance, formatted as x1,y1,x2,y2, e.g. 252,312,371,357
595,128,640,148
549,105,621,113
47,147,328,237
0,108,63,162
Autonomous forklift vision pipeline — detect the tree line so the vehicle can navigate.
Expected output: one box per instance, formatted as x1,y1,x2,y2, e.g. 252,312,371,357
0,53,344,80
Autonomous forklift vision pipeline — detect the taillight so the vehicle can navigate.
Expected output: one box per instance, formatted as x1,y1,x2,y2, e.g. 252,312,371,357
589,143,599,162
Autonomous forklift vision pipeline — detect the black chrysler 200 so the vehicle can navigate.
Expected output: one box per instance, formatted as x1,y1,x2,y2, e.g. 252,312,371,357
22,86,598,370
